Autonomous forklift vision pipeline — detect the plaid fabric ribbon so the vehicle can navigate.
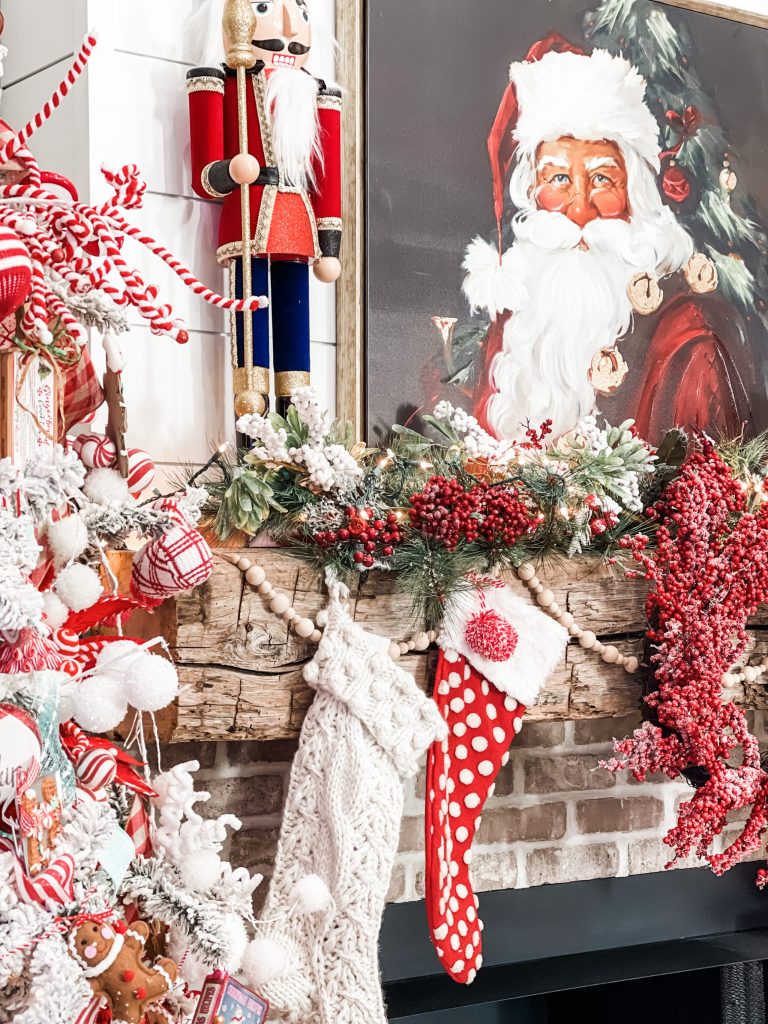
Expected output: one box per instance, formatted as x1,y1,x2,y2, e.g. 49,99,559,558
61,344,104,433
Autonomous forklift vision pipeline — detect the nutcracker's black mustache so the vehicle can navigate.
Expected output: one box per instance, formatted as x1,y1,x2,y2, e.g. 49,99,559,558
255,39,311,54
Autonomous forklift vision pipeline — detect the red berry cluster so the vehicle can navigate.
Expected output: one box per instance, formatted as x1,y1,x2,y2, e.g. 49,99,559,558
523,419,553,450
409,477,536,550
477,485,536,548
313,506,403,568
605,442,768,877
409,477,483,548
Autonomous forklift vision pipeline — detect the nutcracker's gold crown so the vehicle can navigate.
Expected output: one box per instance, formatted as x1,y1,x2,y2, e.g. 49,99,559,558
223,0,258,69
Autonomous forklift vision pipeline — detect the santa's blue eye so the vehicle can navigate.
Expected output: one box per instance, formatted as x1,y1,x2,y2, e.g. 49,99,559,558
552,173,571,186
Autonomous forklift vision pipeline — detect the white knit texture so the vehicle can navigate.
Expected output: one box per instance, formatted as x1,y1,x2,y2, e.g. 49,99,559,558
256,587,446,1023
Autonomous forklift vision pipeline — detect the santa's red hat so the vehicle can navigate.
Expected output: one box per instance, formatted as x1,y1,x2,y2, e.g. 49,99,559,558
487,35,662,253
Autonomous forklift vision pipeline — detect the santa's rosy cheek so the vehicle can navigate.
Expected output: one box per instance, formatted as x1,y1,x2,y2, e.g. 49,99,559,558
535,184,570,213
591,190,628,219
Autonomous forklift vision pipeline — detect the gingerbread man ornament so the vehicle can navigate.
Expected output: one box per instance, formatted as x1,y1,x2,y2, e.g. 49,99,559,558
68,919,177,1024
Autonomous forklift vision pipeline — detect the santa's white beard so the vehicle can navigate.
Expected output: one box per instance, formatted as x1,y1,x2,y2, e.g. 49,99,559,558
484,210,659,442
266,67,321,190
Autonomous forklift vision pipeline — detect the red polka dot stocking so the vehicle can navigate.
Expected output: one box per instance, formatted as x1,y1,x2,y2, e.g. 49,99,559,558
425,650,526,985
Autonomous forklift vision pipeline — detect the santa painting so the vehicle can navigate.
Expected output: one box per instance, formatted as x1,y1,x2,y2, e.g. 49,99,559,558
462,38,756,443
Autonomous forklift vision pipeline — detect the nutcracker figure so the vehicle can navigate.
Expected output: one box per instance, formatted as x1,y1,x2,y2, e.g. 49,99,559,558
187,0,342,419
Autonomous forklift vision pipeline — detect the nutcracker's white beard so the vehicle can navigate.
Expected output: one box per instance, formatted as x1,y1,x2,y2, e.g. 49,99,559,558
266,67,322,191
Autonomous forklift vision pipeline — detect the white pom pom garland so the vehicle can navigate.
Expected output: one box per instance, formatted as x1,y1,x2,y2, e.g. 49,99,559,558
42,590,70,629
70,674,128,733
123,653,179,712
179,850,223,893
46,514,89,567
95,640,147,682
223,912,248,974
83,468,131,505
54,563,103,612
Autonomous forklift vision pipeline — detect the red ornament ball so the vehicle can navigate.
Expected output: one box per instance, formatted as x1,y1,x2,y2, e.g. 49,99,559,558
662,163,691,204
464,610,518,662
0,226,32,319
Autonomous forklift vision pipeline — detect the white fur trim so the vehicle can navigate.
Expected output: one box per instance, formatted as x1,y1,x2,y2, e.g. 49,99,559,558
461,237,526,318
511,50,661,171
440,583,567,705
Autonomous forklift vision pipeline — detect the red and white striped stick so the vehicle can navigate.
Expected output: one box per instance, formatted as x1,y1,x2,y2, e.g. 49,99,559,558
0,34,98,168
110,211,269,313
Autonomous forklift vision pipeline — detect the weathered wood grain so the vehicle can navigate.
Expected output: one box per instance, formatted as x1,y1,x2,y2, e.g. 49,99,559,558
109,549,768,741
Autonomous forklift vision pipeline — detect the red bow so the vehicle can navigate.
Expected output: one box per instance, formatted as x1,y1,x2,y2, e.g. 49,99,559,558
660,105,701,159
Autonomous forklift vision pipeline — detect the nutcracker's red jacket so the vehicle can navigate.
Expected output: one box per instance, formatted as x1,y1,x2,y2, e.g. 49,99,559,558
187,63,342,264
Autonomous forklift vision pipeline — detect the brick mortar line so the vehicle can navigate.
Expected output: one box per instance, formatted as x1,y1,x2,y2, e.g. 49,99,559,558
237,813,284,831
195,762,294,783
468,827,677,854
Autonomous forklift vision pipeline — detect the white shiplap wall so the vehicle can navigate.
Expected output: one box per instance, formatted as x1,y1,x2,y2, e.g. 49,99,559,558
2,0,337,480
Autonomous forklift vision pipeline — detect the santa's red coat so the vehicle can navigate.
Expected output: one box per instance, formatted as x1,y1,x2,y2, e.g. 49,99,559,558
474,289,755,444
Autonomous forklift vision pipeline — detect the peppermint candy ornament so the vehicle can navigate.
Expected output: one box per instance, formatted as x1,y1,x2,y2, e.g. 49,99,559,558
73,432,117,469
126,448,155,496
76,747,118,795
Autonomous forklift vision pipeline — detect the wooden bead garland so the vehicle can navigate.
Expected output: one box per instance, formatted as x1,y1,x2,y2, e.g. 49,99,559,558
722,656,768,687
223,553,437,658
515,562,639,675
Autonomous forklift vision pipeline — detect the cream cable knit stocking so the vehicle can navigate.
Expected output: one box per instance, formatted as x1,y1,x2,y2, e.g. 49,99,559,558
248,585,446,1024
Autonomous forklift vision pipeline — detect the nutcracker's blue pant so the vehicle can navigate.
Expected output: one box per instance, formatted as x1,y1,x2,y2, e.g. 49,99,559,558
231,256,310,382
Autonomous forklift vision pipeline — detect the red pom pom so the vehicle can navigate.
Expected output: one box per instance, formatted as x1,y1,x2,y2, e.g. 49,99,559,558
134,987,147,1001
464,610,518,662
121,969,135,982
113,920,127,934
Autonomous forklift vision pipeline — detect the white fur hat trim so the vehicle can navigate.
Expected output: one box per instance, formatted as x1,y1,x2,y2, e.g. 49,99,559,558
511,49,661,171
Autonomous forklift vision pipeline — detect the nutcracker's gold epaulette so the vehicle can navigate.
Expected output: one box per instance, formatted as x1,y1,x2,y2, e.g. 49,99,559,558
317,84,342,111
186,67,226,95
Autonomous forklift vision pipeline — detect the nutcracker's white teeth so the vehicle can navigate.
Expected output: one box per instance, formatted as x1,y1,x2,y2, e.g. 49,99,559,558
273,54,296,66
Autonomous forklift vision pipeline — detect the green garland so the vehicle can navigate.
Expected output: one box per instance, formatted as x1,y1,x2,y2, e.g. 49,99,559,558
190,394,689,627
188,392,768,630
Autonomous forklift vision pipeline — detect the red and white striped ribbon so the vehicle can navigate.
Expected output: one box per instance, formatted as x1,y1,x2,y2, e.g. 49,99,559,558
0,836,76,908
0,34,97,168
